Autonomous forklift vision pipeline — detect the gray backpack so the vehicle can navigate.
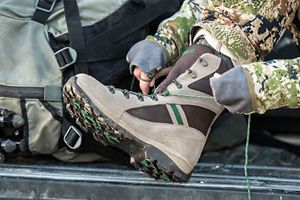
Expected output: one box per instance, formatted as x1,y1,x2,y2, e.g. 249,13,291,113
0,0,179,162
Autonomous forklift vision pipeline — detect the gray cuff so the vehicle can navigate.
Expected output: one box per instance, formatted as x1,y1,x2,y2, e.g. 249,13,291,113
210,67,254,114
126,40,167,74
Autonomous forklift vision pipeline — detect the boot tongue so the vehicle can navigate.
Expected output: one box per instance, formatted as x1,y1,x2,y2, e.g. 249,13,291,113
165,53,222,97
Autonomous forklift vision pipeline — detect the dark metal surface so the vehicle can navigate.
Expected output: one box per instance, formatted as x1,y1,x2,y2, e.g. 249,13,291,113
0,145,300,200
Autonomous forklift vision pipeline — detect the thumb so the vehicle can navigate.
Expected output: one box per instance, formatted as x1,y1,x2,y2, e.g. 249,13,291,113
155,67,172,79
140,81,150,95
149,67,172,88
133,67,142,80
155,72,178,94
150,78,156,87
139,72,152,95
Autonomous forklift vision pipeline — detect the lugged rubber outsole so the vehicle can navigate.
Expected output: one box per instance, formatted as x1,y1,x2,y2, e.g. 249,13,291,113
63,76,190,182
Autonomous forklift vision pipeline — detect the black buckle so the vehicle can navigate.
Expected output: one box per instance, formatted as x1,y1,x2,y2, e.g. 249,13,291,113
35,0,57,13
54,47,77,70
63,126,82,150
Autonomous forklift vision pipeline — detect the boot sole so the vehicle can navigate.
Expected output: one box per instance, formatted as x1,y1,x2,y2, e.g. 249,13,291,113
63,76,191,182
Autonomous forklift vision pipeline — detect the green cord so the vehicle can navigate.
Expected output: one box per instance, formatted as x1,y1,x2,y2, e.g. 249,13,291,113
140,77,152,82
245,114,252,200
130,76,136,91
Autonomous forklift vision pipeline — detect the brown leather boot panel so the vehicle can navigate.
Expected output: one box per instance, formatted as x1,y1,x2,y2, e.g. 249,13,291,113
217,59,233,73
174,44,214,70
127,105,173,124
182,105,216,136
188,59,232,95
188,75,213,95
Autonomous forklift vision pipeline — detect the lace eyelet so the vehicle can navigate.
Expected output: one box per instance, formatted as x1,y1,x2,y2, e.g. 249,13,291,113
122,90,130,99
172,80,183,89
176,83,183,89
199,58,208,67
139,97,144,102
149,94,158,101
187,69,198,79
107,86,115,94
135,93,144,102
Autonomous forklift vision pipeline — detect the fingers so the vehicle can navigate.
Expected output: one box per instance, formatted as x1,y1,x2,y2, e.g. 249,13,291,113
139,81,151,95
133,67,142,80
150,79,156,87
154,67,172,79
149,67,171,87
155,69,179,94
213,73,221,78
140,72,151,95
134,67,172,95
154,78,171,94
134,67,152,94
134,68,150,94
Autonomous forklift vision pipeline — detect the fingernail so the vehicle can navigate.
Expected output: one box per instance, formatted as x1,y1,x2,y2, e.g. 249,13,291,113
213,73,221,78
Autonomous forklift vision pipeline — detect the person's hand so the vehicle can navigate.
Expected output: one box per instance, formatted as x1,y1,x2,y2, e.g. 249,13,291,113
133,67,171,95
155,44,214,93
127,40,168,94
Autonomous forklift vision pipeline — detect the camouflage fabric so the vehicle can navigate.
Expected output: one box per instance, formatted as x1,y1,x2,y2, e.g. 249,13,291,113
147,0,300,66
146,0,205,65
243,57,300,114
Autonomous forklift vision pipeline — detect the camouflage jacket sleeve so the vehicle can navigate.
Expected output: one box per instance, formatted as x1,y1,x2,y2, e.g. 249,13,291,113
146,0,205,65
210,58,300,114
243,58,300,114
289,6,300,44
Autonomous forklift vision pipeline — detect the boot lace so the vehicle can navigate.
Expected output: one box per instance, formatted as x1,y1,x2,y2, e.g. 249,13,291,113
162,69,214,100
107,85,158,102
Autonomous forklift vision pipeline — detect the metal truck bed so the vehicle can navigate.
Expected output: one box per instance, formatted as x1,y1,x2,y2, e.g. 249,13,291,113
1,144,300,200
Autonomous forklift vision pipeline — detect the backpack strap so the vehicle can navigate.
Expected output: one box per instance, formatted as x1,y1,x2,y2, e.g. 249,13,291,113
63,0,88,74
61,117,129,165
57,0,179,68
87,0,177,47
32,0,57,24
76,43,129,62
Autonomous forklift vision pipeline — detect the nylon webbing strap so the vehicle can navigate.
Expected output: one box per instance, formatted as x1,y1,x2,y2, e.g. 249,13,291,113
86,0,174,46
76,43,129,62
20,98,30,153
63,0,88,74
32,0,57,24
75,0,178,63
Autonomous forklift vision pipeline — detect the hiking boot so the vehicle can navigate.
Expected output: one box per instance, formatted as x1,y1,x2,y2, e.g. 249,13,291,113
63,53,230,182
